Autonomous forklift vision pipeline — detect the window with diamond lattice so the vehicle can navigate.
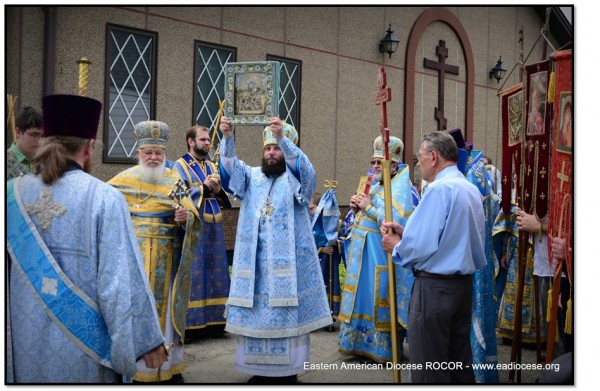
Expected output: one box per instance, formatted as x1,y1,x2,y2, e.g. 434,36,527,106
193,41,236,148
267,55,301,136
103,24,157,163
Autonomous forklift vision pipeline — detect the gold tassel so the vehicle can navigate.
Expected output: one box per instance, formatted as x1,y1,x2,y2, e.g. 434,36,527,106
547,71,555,104
546,288,553,322
564,286,572,335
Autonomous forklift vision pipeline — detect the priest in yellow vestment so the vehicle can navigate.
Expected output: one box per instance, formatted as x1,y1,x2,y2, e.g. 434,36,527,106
109,120,201,383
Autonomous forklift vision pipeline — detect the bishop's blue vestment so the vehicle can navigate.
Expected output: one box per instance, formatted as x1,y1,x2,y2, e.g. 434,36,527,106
219,135,331,376
338,165,416,362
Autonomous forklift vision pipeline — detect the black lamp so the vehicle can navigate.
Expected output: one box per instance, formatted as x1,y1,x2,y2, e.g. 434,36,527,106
379,24,400,58
489,56,507,84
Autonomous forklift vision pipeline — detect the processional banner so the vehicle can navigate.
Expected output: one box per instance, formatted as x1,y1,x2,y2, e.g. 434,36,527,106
522,60,552,219
547,50,573,281
500,83,524,215
501,60,552,217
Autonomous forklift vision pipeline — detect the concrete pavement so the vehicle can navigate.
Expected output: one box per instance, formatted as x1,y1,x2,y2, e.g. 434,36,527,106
181,321,549,384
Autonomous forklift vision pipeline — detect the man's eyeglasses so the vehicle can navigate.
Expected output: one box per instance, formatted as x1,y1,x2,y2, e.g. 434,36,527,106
416,150,432,161
25,131,43,139
370,160,382,166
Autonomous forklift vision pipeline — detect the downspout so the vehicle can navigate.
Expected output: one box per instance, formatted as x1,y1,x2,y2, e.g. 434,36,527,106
43,6,57,96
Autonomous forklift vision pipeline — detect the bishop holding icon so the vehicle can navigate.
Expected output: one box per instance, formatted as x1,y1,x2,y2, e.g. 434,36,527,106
218,116,331,384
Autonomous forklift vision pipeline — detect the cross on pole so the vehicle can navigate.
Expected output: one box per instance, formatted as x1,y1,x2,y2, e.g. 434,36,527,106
375,67,392,159
423,40,459,130
374,67,400,384
169,179,190,209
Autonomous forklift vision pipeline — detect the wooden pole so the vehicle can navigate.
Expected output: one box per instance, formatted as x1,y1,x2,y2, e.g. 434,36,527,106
375,67,400,383
77,57,91,97
7,94,18,142
211,100,225,147
508,85,530,383
534,275,543,363
545,273,561,363
382,158,400,384
210,100,226,166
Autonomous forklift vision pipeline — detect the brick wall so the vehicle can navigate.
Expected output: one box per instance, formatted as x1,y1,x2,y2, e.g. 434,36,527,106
222,209,239,251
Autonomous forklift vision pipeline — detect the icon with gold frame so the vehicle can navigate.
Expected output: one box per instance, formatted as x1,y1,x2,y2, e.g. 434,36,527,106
224,61,280,126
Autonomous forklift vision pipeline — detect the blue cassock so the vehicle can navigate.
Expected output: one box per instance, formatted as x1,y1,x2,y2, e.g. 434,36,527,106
464,150,499,383
338,165,417,362
174,153,231,329
312,189,342,318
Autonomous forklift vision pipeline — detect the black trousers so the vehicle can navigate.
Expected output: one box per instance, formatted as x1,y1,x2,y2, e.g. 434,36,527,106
408,275,475,383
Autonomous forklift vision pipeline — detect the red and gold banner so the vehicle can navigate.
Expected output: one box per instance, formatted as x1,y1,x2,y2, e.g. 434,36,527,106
547,50,573,282
522,60,552,218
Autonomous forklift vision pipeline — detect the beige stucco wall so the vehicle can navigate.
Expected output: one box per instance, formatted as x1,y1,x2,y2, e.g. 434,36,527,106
5,5,554,206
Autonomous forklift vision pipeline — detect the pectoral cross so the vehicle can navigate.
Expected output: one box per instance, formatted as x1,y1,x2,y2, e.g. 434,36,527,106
260,197,275,221
169,179,190,209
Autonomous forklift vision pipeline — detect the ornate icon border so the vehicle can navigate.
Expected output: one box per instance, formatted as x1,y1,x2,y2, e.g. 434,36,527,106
224,61,280,126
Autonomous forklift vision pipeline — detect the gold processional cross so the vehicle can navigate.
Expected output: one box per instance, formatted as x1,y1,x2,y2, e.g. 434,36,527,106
169,179,191,209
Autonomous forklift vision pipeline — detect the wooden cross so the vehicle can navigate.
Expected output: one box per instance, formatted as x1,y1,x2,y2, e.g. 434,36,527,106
423,40,459,130
375,67,392,159
25,187,67,232
556,161,570,192
169,179,190,209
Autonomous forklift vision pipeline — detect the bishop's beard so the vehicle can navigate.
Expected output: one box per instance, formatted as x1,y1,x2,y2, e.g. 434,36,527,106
138,157,167,184
261,155,286,177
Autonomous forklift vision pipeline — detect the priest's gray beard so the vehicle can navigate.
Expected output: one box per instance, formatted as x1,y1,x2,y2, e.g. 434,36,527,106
138,157,167,184
372,168,397,184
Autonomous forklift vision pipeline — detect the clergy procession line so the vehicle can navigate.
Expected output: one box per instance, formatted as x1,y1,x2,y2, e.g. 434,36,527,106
7,55,572,385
